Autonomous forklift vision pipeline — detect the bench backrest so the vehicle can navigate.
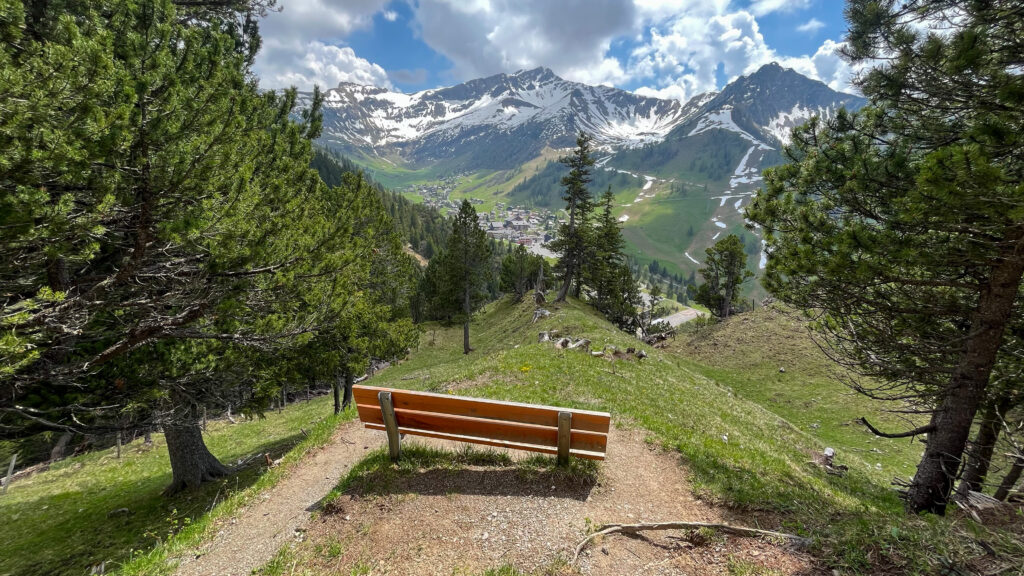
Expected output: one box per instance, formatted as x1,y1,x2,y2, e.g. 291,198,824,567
353,385,610,461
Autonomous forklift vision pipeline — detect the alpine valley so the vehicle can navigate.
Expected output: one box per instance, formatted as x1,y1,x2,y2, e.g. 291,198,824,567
305,62,865,279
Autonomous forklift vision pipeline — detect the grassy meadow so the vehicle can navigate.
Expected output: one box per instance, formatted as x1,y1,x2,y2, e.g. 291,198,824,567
0,395,348,576
275,297,1018,573
4,297,1020,576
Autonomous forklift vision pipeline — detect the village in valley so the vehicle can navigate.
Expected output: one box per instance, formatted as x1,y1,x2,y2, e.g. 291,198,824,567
406,177,561,258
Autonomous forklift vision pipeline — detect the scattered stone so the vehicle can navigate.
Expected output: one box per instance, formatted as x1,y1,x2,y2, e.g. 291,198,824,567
554,338,571,349
532,309,551,323
779,367,786,373
538,331,550,343
106,508,131,518
636,350,647,359
591,351,604,357
568,338,591,351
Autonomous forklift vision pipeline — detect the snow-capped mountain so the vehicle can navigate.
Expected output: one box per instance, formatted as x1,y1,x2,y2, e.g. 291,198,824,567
307,63,863,173
692,62,865,146
610,63,866,183
306,67,697,169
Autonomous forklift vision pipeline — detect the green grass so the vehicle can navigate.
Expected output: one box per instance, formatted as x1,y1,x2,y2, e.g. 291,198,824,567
300,297,1015,573
0,394,350,576
668,307,926,477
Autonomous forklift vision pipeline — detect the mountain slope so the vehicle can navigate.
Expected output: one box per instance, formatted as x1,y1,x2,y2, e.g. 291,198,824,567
268,296,995,573
314,63,866,286
306,67,696,170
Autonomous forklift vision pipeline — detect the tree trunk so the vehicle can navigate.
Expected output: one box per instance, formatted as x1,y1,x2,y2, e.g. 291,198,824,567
49,431,73,463
463,286,472,354
333,378,341,415
994,459,1023,501
955,395,1011,499
341,370,355,410
906,246,1024,514
556,202,577,302
163,423,229,495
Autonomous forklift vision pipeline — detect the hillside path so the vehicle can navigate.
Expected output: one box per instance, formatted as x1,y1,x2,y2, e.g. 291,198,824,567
173,421,383,576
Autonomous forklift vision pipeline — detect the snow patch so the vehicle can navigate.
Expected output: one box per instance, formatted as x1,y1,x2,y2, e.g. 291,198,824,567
685,252,700,265
689,106,774,150
618,215,630,222
714,221,727,229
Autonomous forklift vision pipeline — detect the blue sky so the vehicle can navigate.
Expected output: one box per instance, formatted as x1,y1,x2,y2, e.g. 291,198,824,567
253,0,856,102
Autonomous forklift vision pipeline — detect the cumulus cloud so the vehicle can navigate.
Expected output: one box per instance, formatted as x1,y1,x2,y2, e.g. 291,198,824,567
252,0,392,90
262,42,392,89
412,0,636,86
797,18,826,35
747,0,813,17
249,0,858,101
626,5,857,102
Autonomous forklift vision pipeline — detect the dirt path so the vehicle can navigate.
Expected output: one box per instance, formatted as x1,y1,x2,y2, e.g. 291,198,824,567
173,421,384,576
298,427,822,575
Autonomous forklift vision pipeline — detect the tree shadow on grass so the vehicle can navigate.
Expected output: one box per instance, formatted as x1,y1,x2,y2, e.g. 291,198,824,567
0,432,305,576
318,443,598,511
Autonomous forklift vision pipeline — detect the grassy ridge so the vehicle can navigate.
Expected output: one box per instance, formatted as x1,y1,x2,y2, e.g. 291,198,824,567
336,298,1012,573
0,395,349,576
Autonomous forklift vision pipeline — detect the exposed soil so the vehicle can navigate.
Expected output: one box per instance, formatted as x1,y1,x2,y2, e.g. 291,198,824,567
302,427,825,575
173,422,381,576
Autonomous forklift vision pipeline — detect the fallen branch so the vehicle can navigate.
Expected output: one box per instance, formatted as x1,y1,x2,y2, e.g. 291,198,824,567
857,417,934,439
572,521,811,563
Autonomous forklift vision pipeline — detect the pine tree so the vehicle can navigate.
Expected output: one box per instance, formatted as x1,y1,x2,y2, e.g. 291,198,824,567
694,235,753,319
500,244,548,302
748,0,1024,514
444,200,493,354
552,132,596,301
0,0,389,493
586,187,641,330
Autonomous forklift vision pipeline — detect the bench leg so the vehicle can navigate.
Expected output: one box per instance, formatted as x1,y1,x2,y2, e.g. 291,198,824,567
557,411,572,466
379,391,401,462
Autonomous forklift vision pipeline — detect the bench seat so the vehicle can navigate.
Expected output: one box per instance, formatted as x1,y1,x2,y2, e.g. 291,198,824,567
353,385,611,462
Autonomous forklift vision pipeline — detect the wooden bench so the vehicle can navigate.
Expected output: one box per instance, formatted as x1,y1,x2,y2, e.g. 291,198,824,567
353,384,610,465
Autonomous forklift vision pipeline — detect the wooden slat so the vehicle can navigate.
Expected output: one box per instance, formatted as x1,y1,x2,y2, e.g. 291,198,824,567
353,385,610,434
356,403,607,453
364,423,606,461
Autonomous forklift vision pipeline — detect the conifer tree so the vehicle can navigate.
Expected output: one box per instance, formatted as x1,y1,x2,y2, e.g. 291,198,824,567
552,132,596,301
443,200,492,354
748,0,1024,514
583,187,641,329
499,244,548,302
0,0,385,492
694,235,753,319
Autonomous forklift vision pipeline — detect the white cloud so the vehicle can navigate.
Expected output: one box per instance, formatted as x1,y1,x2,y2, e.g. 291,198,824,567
747,0,813,17
262,42,392,89
252,0,392,90
249,0,858,101
625,6,858,102
797,18,825,35
412,0,636,86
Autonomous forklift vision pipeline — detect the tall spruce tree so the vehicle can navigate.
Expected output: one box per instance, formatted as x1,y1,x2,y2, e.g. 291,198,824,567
552,132,596,301
443,200,492,354
587,187,640,329
747,0,1024,514
694,235,753,319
